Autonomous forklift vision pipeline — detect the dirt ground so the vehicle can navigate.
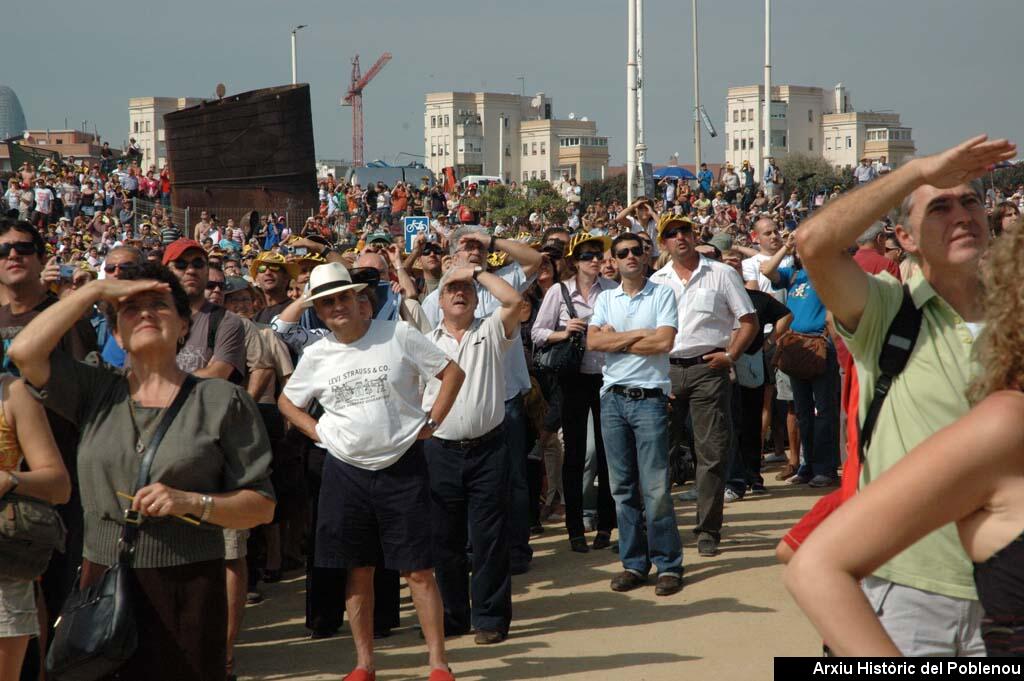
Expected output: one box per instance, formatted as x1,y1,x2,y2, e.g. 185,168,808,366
236,464,826,681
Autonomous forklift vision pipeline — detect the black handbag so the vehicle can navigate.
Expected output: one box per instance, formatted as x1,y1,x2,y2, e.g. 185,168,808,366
46,376,196,681
534,283,586,378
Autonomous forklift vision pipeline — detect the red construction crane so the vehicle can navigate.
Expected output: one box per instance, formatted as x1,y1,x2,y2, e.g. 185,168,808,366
341,52,392,167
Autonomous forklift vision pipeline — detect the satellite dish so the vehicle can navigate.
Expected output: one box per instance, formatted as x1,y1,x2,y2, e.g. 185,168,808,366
216,83,226,99
580,116,588,122
568,112,576,120
530,95,542,108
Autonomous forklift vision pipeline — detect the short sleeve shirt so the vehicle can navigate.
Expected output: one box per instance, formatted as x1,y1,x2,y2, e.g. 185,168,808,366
775,267,827,334
590,280,678,394
283,320,449,470
176,302,247,379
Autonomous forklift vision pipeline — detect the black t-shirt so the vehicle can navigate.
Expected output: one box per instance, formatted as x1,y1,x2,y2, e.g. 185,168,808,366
256,300,290,326
746,289,791,355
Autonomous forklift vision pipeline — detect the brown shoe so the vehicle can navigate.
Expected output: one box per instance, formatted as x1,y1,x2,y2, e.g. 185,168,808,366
474,629,507,645
655,573,684,596
610,570,647,592
773,464,797,481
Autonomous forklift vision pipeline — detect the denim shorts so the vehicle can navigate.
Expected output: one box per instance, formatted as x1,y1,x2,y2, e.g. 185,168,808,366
315,442,432,572
0,578,37,638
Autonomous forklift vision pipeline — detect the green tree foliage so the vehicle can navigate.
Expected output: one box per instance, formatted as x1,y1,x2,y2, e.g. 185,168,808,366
581,175,627,206
462,181,568,226
990,162,1024,193
776,153,854,202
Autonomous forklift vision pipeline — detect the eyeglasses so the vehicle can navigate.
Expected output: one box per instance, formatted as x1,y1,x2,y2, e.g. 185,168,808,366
103,262,139,274
257,264,284,274
205,280,225,291
574,251,602,262
169,257,207,271
0,242,39,258
660,227,692,241
614,246,645,259
422,244,443,256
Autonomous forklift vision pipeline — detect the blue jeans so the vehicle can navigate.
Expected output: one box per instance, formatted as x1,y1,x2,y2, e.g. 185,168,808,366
600,391,682,577
791,342,840,478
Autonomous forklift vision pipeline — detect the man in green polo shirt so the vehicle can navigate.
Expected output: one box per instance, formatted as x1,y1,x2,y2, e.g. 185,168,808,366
794,135,1016,656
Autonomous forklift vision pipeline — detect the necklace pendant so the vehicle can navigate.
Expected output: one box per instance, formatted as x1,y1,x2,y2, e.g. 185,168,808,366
136,439,146,454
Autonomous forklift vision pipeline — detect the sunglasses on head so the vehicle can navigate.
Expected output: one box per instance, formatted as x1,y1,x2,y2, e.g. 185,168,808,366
0,242,39,258
574,251,602,262
103,262,139,274
614,245,645,259
169,257,207,271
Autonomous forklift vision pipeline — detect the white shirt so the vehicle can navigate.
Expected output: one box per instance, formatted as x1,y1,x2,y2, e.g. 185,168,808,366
650,257,755,358
283,320,450,470
423,314,515,440
742,252,793,303
627,215,659,256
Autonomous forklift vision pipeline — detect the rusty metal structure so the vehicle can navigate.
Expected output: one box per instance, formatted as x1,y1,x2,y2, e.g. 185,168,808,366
164,84,316,229
341,53,391,167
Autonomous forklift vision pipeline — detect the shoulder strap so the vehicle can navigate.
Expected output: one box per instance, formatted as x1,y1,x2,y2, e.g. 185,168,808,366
207,305,226,351
857,285,923,464
559,282,579,320
121,374,197,561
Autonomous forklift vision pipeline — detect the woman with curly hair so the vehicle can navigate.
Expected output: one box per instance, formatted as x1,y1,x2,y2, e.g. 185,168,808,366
785,221,1024,656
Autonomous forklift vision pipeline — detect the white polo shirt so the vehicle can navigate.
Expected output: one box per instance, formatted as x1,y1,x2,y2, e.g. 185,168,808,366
650,257,755,359
423,314,515,441
283,320,450,471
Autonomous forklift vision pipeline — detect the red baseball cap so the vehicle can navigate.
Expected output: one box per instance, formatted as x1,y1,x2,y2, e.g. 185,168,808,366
162,239,206,266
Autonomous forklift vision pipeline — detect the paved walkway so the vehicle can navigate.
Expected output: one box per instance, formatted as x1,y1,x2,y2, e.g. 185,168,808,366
237,464,826,680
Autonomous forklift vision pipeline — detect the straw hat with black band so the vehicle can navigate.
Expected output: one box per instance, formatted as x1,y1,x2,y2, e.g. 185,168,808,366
656,214,697,242
302,263,367,308
566,232,612,259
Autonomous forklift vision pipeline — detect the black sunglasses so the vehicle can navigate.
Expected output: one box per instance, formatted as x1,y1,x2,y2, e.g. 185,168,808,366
205,280,225,291
103,262,139,274
0,242,39,258
614,245,645,259
422,244,443,256
661,226,692,241
574,251,602,262
348,267,381,287
169,257,207,271
540,246,564,260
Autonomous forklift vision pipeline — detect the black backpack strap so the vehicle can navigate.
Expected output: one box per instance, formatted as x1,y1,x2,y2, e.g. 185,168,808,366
207,305,226,352
559,283,579,320
857,285,923,465
120,374,197,563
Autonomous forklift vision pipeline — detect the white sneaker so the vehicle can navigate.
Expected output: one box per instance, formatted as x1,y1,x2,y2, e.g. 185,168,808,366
724,488,742,503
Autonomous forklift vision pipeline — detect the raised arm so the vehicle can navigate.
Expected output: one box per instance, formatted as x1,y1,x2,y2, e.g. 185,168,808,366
796,135,1015,333
786,391,1024,656
759,237,793,286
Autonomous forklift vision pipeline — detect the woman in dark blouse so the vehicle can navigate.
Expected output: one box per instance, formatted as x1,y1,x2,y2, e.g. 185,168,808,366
9,263,275,681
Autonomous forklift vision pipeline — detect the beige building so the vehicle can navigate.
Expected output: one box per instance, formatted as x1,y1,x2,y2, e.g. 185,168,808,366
724,82,914,176
424,92,608,183
128,96,203,169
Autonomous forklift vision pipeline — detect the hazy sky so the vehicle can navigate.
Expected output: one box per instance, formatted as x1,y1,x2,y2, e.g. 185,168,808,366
8,0,1022,165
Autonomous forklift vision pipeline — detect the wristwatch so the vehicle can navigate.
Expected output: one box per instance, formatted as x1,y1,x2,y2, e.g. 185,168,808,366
425,417,440,431
4,471,19,496
724,351,735,364
199,494,214,523
472,265,484,280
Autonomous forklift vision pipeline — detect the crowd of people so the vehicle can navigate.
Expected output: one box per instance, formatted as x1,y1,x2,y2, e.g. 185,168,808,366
0,131,1021,681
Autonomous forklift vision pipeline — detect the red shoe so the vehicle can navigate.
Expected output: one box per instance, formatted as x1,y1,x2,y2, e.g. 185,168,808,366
428,667,456,681
343,669,375,681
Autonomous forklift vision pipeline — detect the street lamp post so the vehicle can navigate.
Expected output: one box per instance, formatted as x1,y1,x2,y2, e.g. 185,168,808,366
291,25,307,85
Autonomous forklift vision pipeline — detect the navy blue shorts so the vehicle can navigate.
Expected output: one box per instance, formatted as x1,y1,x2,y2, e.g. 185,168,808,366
314,442,433,572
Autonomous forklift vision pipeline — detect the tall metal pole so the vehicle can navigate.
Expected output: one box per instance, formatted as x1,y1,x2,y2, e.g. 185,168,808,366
692,0,701,171
498,114,505,181
626,0,637,203
291,31,297,85
763,0,772,174
635,0,647,198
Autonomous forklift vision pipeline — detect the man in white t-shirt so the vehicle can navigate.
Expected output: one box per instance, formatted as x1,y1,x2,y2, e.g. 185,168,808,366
423,263,521,644
742,217,793,303
31,179,54,227
279,262,465,681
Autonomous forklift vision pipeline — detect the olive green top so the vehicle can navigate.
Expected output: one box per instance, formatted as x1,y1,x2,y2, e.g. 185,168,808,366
44,351,275,568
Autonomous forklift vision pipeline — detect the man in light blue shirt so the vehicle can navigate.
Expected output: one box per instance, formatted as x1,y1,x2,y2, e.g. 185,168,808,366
588,232,683,597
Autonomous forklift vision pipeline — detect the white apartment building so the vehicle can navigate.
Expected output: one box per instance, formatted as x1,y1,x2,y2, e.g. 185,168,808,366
424,92,608,183
128,96,203,169
724,83,915,177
